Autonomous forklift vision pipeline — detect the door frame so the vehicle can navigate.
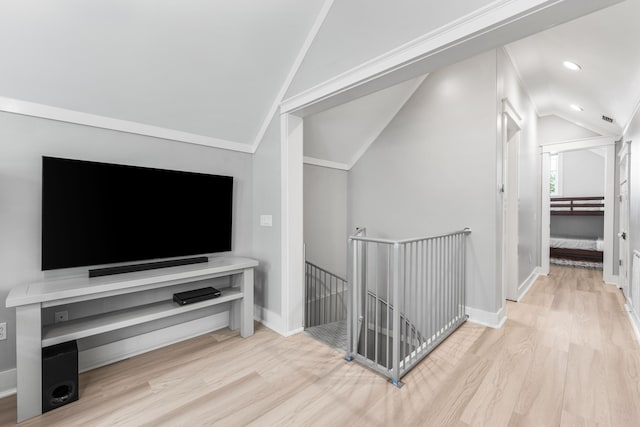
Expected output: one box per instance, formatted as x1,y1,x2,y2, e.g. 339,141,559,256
501,99,522,304
618,140,631,294
540,136,617,284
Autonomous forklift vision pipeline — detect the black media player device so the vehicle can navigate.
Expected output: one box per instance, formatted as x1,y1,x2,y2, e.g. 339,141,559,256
173,287,221,305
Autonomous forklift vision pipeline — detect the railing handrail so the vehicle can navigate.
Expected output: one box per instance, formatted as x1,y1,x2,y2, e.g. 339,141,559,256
349,227,471,245
305,260,347,283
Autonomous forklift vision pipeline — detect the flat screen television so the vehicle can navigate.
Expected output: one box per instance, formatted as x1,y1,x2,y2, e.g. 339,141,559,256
42,156,233,271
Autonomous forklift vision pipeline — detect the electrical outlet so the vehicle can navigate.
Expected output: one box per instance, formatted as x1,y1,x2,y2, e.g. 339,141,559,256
55,311,68,323
0,322,6,340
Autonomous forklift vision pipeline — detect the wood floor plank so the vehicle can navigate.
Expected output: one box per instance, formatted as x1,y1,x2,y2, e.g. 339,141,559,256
510,344,567,426
604,347,640,427
570,290,602,350
562,344,610,426
459,328,536,427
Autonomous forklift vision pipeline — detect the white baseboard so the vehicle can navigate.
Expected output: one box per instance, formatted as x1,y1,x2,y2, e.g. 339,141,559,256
466,305,506,329
625,303,640,343
605,274,619,287
79,312,229,372
282,327,304,337
254,305,285,335
253,305,303,337
0,368,16,398
517,267,542,302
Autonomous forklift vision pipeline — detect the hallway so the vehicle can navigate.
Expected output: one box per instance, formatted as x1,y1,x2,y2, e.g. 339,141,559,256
0,266,638,426
460,266,640,426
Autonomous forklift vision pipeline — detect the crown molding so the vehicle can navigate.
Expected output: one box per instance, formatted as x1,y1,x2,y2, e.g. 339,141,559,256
303,156,349,171
0,96,254,154
251,0,335,152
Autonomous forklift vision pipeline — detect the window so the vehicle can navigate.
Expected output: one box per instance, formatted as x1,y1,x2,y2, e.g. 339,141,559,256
549,153,561,196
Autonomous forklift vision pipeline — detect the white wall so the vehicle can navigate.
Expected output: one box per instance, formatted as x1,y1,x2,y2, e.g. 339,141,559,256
251,117,283,328
0,111,253,373
497,49,540,290
561,149,605,196
538,115,600,144
348,50,499,314
303,164,348,277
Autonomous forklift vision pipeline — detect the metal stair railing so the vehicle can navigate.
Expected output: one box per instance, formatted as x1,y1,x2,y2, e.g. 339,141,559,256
347,227,471,386
304,261,348,328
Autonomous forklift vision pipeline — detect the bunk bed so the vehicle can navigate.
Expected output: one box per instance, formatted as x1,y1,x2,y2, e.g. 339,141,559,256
550,196,604,267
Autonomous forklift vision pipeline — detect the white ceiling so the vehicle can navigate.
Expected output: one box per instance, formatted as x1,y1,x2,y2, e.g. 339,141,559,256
1,0,632,153
0,0,325,145
286,0,493,98
506,0,640,136
303,75,425,167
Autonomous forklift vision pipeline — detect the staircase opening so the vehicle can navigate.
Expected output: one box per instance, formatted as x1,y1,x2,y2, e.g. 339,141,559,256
304,260,348,352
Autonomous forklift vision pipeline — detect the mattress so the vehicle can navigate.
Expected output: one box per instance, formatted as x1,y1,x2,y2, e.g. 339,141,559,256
550,236,604,252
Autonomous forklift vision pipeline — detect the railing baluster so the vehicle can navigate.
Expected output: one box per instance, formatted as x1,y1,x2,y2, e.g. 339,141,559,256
439,237,444,336
447,235,451,330
374,244,379,366
431,238,435,340
392,243,401,385
386,246,390,370
453,235,457,322
412,241,417,362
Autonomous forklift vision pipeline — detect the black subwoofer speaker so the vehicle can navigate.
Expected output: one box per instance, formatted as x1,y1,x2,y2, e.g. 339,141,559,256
42,340,78,413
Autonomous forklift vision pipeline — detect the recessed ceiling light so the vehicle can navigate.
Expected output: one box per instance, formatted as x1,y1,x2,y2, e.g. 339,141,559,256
570,104,584,112
563,61,582,71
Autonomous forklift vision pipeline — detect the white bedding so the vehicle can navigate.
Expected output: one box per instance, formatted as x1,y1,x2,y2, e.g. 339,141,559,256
550,236,604,252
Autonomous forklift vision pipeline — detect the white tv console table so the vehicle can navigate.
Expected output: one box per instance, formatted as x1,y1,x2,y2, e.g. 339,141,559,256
5,256,257,422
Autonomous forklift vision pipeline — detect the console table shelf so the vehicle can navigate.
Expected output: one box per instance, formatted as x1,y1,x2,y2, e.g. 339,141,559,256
6,256,257,423
42,288,243,347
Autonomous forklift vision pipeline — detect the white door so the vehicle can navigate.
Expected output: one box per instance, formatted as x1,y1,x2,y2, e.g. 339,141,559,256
618,142,630,296
505,132,520,301
502,102,521,302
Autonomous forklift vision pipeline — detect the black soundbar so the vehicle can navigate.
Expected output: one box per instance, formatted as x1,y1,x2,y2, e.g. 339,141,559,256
89,256,209,278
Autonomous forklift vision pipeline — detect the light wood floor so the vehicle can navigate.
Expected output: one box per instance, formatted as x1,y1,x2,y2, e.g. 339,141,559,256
1,265,639,426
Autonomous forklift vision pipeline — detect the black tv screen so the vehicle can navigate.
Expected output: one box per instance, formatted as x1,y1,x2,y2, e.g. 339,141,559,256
42,157,233,270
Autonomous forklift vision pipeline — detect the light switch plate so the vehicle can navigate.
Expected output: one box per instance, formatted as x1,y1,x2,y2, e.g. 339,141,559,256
260,215,273,227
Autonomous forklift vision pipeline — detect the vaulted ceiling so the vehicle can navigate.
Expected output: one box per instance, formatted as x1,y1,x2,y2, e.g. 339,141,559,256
506,0,640,136
0,0,632,158
0,0,325,146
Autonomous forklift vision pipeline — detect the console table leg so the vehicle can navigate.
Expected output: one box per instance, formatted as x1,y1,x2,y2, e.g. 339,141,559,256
240,268,254,338
15,304,42,422
229,299,240,332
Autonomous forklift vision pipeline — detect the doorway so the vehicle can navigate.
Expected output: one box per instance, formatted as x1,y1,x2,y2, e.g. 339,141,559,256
502,100,522,302
540,137,617,285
